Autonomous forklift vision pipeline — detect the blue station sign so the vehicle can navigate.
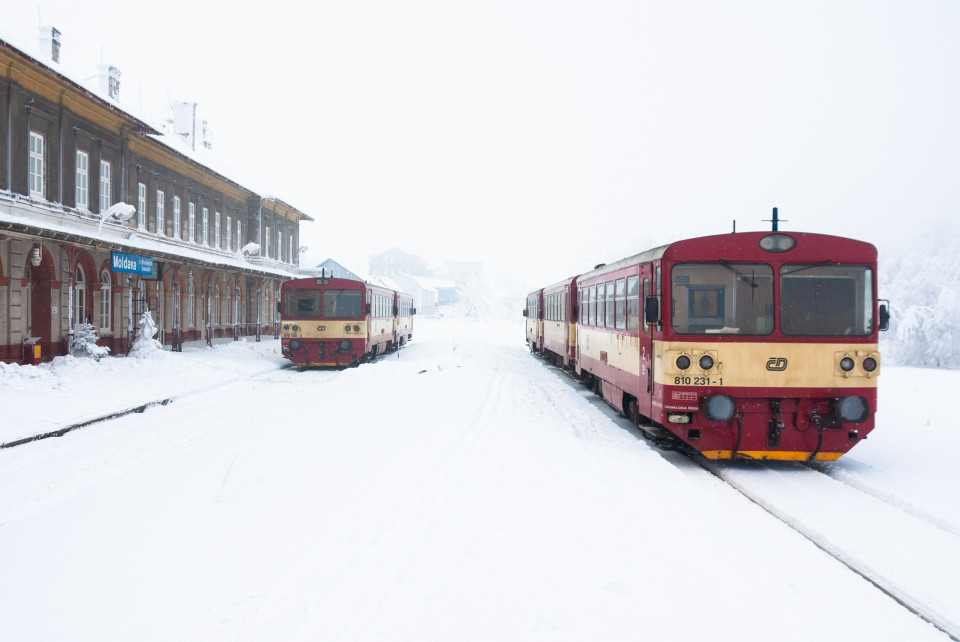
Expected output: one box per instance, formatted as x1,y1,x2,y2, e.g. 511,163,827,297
111,251,155,276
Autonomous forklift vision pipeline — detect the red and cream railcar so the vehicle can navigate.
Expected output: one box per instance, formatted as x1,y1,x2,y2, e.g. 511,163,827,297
524,288,543,352
538,276,579,368
280,276,414,367
571,231,888,461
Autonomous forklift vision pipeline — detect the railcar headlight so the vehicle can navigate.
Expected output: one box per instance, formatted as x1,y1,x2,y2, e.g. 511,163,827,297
759,234,796,253
835,396,869,423
862,357,878,373
292,324,299,332
345,325,352,333
699,355,715,370
702,395,736,422
289,340,301,350
676,355,691,370
354,325,360,332
839,356,855,372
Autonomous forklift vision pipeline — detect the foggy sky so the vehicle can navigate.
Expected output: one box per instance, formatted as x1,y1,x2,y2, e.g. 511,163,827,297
7,1,959,291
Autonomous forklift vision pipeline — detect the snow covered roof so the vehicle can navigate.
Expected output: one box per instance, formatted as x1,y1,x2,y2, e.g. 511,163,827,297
0,29,312,222
0,193,304,280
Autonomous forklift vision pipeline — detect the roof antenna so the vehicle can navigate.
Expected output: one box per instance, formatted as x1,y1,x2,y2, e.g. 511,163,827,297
732,220,736,233
764,206,787,231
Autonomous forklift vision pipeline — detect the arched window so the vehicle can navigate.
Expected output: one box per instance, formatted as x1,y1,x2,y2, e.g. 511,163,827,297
223,284,232,325
213,285,221,326
263,284,271,324
99,270,111,330
75,265,87,326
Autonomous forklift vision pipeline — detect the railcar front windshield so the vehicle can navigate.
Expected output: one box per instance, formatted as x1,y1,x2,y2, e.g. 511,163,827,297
322,289,364,319
671,263,774,335
282,290,322,319
780,264,873,336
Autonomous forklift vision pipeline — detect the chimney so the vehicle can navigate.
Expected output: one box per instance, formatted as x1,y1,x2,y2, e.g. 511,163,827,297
38,25,61,63
171,101,198,150
200,119,213,150
97,63,122,101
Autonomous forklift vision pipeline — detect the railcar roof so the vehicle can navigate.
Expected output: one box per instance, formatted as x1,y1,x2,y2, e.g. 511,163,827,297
578,231,875,281
543,275,578,293
283,276,411,299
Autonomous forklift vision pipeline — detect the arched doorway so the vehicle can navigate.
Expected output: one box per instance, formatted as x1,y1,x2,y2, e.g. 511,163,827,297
26,243,57,360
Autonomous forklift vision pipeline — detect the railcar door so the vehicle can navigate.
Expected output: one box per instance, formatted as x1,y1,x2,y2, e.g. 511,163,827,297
636,263,655,419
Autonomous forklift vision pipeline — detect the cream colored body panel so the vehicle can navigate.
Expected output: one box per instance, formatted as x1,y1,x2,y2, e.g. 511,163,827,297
654,340,880,388
579,327,641,376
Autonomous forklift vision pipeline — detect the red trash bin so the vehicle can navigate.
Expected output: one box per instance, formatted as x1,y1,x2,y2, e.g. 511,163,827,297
22,337,41,365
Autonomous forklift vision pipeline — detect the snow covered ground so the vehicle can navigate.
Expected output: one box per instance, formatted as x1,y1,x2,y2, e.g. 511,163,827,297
1,317,957,641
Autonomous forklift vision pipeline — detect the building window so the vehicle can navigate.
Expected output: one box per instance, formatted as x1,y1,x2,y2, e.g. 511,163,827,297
99,161,111,212
264,226,271,258
99,270,112,330
28,131,44,198
289,236,294,264
278,230,283,261
137,182,147,228
173,196,181,239
75,150,89,210
186,278,195,327
75,265,87,326
215,211,221,249
236,221,242,251
156,190,165,235
188,202,196,243
223,285,232,324
213,285,221,325
202,207,209,245
226,217,232,252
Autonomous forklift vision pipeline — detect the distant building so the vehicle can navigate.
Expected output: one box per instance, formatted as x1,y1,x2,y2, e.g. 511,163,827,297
369,247,430,277
0,27,313,362
312,259,364,282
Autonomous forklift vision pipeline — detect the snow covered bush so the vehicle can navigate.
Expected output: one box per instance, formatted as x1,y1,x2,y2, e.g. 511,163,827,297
130,310,162,356
69,323,110,361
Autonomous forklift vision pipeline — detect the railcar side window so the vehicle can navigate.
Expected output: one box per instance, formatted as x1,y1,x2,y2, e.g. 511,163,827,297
604,282,615,329
780,265,873,336
323,289,364,318
671,263,774,335
589,285,597,326
615,279,626,330
627,276,640,332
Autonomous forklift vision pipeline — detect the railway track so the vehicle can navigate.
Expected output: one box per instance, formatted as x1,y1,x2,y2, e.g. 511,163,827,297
537,355,960,641
0,361,298,450
695,458,960,640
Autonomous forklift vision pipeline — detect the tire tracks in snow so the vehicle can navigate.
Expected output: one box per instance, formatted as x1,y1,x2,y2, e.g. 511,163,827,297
256,370,511,642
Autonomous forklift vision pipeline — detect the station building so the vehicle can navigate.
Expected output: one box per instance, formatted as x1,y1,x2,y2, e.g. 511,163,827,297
0,27,312,363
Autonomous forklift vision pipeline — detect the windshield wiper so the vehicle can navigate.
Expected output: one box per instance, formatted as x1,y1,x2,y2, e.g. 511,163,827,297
719,260,758,288
782,260,832,276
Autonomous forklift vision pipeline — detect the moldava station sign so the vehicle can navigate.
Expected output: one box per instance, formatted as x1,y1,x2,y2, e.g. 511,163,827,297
110,251,163,280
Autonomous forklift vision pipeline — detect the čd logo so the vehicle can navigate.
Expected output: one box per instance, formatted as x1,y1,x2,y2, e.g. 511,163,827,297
766,357,788,371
